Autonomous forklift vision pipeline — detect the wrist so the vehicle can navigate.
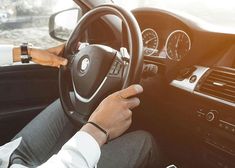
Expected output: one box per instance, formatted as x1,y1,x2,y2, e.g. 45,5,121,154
12,44,34,63
20,43,32,63
12,47,21,62
80,123,107,147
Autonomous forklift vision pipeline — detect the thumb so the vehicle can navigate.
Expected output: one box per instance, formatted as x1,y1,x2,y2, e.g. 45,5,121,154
59,57,68,66
117,84,143,99
53,55,68,66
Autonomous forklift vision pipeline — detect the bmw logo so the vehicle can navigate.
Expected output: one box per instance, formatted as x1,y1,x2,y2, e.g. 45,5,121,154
80,58,90,72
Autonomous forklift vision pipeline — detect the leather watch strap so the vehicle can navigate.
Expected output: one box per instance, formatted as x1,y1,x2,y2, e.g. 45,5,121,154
20,43,32,63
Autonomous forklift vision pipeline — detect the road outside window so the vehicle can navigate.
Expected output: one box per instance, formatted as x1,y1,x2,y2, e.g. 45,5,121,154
0,0,77,48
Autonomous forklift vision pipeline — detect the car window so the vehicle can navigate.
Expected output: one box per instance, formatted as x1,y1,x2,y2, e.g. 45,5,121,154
0,0,77,48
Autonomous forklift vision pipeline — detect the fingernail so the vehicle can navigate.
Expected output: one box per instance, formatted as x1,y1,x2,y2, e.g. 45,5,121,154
136,98,140,105
62,59,68,65
134,84,143,93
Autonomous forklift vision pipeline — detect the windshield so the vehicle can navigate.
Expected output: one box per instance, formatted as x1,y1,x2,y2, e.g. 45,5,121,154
114,0,235,29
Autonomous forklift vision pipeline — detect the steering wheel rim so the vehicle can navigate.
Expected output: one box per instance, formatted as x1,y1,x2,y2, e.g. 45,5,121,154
59,4,143,125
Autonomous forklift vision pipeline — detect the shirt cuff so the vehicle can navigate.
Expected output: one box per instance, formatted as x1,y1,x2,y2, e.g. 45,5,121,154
0,45,14,65
63,131,101,168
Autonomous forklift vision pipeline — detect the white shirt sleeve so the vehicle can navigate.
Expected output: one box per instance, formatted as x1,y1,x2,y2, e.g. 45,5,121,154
10,131,101,168
0,45,14,65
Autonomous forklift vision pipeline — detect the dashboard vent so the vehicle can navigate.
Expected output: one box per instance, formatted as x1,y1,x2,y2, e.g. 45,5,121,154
196,67,235,104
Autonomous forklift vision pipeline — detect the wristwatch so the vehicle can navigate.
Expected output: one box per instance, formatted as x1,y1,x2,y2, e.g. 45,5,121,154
20,43,32,63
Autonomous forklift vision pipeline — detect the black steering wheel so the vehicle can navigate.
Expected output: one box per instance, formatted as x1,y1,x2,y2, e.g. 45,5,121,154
59,4,143,125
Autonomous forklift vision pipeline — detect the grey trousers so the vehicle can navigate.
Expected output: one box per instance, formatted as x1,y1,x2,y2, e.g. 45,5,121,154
10,99,159,168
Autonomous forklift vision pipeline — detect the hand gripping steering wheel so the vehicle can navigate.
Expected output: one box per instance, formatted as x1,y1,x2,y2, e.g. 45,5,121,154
59,4,143,125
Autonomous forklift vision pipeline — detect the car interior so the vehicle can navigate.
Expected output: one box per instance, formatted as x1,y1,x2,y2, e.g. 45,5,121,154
0,0,234,168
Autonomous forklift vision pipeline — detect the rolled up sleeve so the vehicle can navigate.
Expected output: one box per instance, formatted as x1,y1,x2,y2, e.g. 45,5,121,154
0,45,14,65
37,131,101,168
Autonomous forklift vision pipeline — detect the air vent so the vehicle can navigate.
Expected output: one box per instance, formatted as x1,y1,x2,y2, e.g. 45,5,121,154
196,67,235,104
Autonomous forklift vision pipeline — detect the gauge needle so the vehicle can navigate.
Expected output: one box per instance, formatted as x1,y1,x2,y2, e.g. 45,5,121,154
175,49,179,60
145,37,157,44
175,36,180,48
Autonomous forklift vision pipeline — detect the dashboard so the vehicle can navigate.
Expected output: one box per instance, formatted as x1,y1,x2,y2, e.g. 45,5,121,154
132,8,235,72
131,7,235,168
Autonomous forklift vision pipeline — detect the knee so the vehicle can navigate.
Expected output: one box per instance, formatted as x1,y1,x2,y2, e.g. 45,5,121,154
132,130,155,147
132,130,161,166
125,130,157,155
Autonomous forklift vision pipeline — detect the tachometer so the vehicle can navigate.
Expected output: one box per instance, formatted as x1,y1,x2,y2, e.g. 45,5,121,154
142,28,159,56
166,30,191,61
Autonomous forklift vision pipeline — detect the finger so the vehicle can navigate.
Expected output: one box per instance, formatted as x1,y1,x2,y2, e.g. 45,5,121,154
124,97,140,109
124,109,133,120
117,84,143,99
51,55,68,66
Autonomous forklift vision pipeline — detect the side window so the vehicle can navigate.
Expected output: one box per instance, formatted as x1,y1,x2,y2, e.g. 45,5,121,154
0,0,77,48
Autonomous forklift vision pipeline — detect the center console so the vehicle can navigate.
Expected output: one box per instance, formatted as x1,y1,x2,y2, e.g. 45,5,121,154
171,66,235,168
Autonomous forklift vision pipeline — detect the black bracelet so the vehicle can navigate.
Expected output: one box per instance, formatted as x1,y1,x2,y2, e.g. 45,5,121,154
86,121,110,143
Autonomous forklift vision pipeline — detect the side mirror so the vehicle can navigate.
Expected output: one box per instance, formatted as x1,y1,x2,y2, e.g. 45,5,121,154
49,8,82,42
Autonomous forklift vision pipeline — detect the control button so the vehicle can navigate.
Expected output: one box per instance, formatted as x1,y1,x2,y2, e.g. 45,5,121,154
109,61,121,75
197,114,202,118
196,108,206,119
219,123,223,128
231,127,235,133
114,69,119,75
109,65,116,74
198,109,204,113
229,149,235,154
189,75,197,83
206,112,215,122
114,63,122,75
225,125,229,130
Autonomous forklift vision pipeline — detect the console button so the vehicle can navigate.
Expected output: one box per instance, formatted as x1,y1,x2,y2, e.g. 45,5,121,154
206,112,215,122
231,127,235,133
189,75,197,83
219,123,223,128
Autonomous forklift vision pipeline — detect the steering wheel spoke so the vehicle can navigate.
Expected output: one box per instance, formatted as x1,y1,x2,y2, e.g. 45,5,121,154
78,42,90,50
120,47,130,63
108,53,124,77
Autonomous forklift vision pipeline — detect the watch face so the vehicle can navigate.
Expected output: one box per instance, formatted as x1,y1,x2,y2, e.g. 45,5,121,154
21,55,31,63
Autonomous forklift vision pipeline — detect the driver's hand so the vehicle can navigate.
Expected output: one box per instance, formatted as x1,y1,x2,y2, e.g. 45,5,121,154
81,84,143,146
31,44,67,68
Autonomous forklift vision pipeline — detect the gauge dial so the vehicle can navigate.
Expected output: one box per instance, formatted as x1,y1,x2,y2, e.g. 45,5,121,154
142,28,159,56
166,30,191,61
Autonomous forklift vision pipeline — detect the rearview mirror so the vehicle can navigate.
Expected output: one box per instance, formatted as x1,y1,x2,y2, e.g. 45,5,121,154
49,8,82,42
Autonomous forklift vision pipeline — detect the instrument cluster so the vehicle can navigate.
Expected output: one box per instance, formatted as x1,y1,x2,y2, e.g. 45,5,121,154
142,28,191,62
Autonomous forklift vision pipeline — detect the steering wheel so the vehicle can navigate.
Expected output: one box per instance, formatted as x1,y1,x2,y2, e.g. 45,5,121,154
59,4,143,125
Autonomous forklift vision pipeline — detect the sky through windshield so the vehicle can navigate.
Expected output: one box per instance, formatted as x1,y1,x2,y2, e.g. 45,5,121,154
114,0,235,29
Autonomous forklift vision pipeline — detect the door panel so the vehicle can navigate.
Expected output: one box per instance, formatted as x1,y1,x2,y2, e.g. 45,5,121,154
0,64,59,145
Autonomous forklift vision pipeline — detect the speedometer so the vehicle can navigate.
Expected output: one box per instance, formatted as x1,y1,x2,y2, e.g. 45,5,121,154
142,28,159,56
166,30,191,61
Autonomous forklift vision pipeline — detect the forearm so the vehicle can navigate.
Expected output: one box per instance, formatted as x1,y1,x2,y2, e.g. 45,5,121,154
1,44,67,67
12,47,41,62
12,47,21,62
